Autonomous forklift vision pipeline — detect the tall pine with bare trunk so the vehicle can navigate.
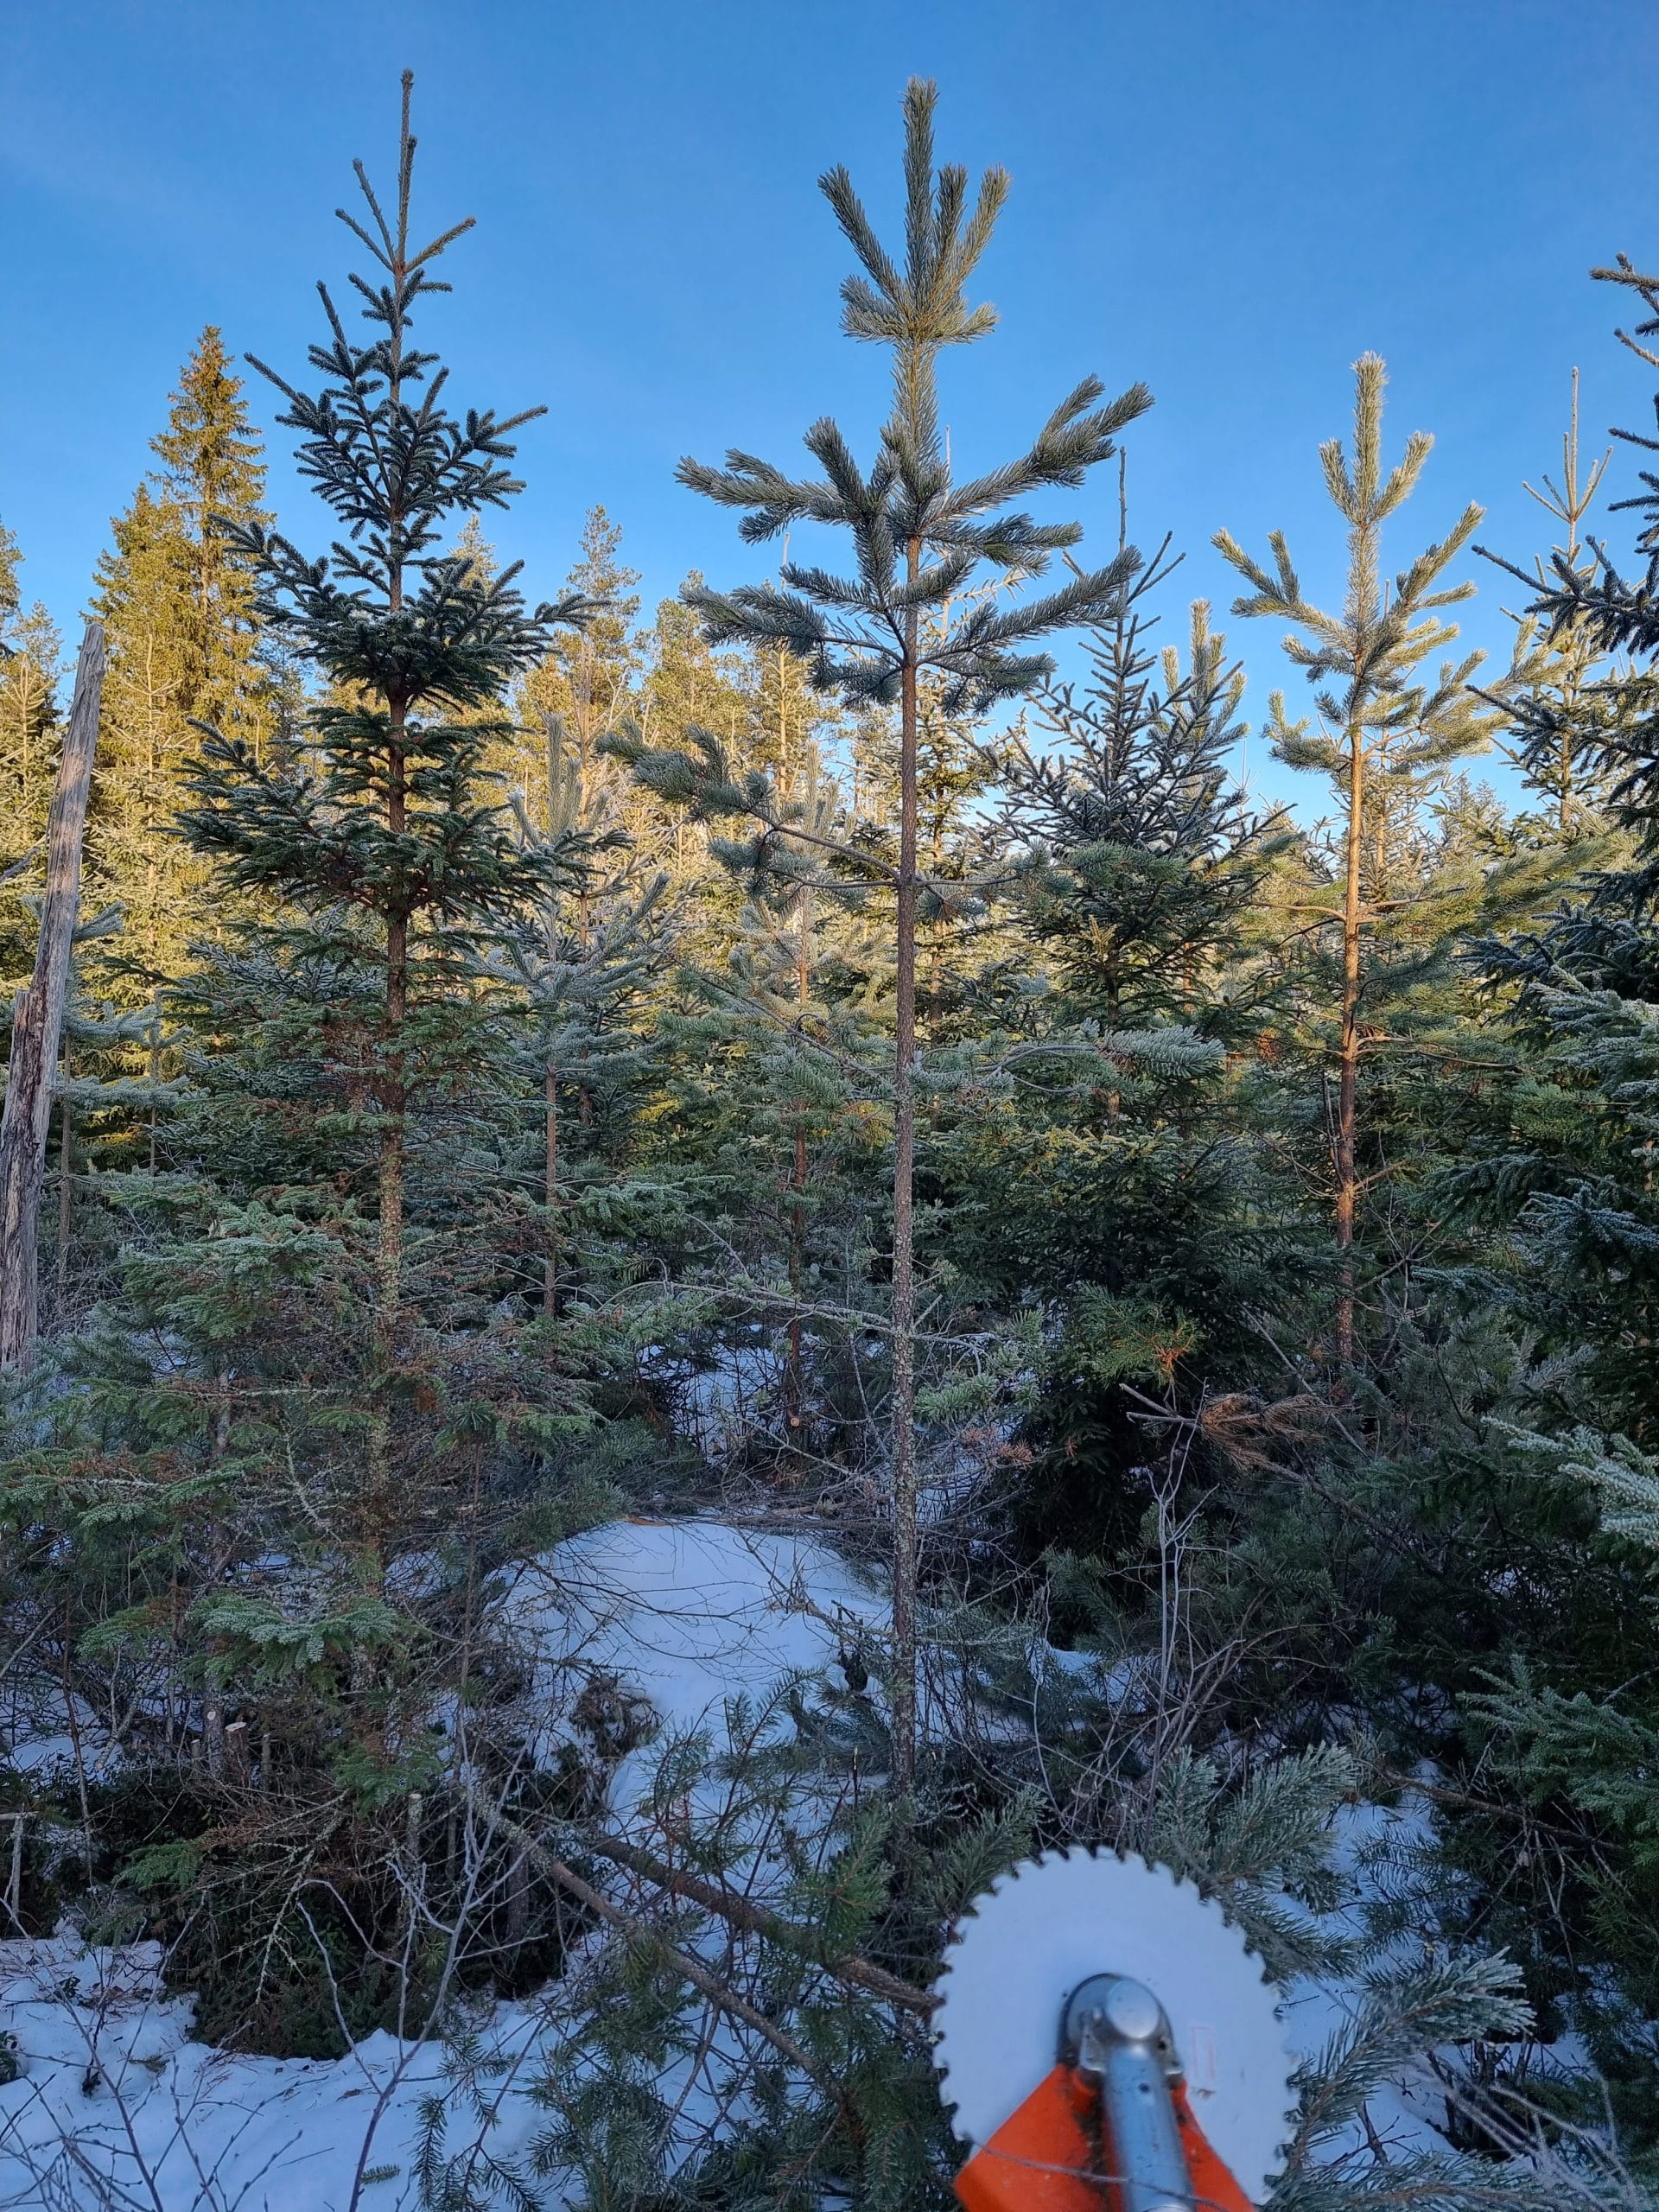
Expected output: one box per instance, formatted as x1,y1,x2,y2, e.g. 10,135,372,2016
1216,355,1491,1370
617,77,1147,1790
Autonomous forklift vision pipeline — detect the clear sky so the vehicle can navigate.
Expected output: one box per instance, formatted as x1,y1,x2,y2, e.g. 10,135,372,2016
3,0,1656,815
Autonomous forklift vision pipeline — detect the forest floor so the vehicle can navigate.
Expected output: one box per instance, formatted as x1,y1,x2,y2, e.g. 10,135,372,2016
0,1516,1464,2211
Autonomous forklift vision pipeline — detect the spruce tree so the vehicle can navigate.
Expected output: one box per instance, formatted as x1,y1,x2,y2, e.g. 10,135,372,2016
495,711,666,1319
150,327,269,742
517,505,641,777
639,583,751,753
0,522,65,935
1009,486,1278,1039
0,527,71,1182
1456,257,1659,1438
188,74,592,1352
0,79,626,2045
0,601,64,872
90,329,272,995
617,78,1148,1789
0,524,63,862
1417,260,1659,2127
662,745,893,1463
939,505,1304,1561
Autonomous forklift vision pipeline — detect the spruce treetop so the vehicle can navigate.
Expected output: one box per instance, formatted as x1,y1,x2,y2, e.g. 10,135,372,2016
181,75,598,939
230,72,591,719
0,520,20,646
1014,494,1262,865
152,328,267,531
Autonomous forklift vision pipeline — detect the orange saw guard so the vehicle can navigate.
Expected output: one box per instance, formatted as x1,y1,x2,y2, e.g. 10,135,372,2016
953,2062,1255,2212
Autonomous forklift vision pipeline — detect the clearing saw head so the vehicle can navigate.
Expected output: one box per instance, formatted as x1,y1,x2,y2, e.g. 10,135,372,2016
934,1848,1297,2212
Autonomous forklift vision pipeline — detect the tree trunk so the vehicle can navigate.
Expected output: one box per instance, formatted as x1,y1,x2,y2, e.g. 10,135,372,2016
148,997,162,1173
376,698,410,1333
543,722,564,1319
378,904,407,1328
889,552,921,1796
544,1048,560,1315
55,1039,73,1309
785,886,811,1427
365,709,407,1584
0,625,105,1371
1334,717,1364,1369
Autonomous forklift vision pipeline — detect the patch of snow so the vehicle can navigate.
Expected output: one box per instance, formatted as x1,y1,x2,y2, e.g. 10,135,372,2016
0,1924,554,2211
494,1513,885,1812
673,1344,784,1457
0,1516,883,2210
1279,1796,1452,2159
2,1668,118,1784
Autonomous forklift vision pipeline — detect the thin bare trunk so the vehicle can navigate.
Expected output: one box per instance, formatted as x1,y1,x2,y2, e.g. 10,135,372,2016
367,156,412,1575
55,1042,71,1306
377,102,412,1347
492,1813,848,2103
378,907,406,1325
6,1813,24,1930
889,549,921,1796
785,887,810,1425
147,999,161,1173
0,626,105,1370
543,1051,560,1315
1335,719,1363,1369
577,1823,936,2013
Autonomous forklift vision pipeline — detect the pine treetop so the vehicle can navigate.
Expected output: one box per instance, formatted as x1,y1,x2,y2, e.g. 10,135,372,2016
673,78,1151,719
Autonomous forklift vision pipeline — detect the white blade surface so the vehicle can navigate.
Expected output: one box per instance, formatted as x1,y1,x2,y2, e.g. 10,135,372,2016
933,1849,1298,2204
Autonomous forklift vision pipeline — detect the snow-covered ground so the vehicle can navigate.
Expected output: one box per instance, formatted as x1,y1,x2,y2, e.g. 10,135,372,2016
495,1514,886,1811
0,1517,884,2211
0,1514,1532,2209
0,1927,550,2211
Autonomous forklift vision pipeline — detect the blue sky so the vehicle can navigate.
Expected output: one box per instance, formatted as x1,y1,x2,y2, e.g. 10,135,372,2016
2,0,1656,815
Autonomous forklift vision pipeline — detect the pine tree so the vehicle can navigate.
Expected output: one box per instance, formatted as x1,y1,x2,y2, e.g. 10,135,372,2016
1484,373,1621,836
1216,354,1495,1367
616,78,1148,1789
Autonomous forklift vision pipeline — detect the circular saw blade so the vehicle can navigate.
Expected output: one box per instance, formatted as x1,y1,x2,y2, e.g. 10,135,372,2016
933,1849,1297,2205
